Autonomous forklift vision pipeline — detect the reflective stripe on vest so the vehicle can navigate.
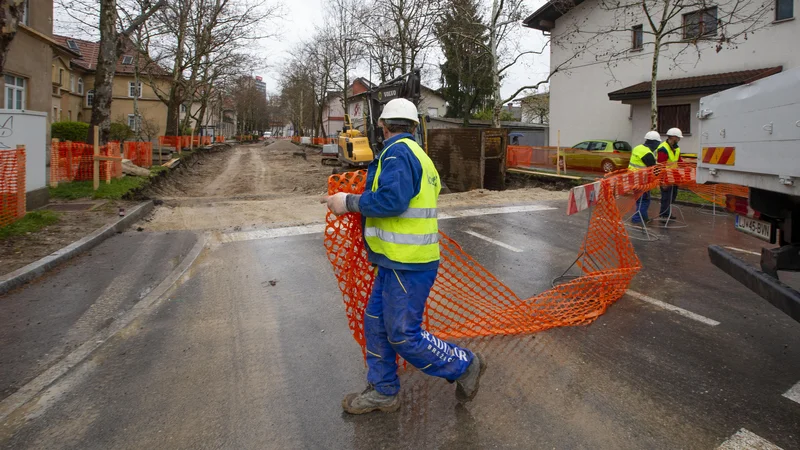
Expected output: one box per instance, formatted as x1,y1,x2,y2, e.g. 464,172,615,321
628,144,653,171
658,142,680,163
365,137,441,264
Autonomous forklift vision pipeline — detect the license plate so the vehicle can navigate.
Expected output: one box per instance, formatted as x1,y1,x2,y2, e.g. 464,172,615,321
735,215,774,242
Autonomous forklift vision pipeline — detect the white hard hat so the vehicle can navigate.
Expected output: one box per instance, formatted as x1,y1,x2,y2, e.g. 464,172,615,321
644,131,661,141
666,128,683,138
379,98,419,124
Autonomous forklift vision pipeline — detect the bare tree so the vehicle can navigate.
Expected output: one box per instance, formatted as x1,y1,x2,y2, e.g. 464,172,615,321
142,0,278,136
356,0,444,81
278,59,317,136
322,0,363,115
553,0,773,129
89,0,165,143
0,0,26,73
520,91,549,124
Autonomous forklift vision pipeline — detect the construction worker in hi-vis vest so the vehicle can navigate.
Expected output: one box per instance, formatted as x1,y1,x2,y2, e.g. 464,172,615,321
628,131,661,224
322,98,486,415
657,128,683,220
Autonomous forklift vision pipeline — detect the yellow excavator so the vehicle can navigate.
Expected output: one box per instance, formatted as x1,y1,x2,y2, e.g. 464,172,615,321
328,69,429,172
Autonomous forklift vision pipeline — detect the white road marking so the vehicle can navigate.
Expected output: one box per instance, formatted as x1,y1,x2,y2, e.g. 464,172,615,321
219,224,326,243
463,230,523,253
218,204,557,244
782,380,800,405
725,246,761,256
439,204,556,219
626,290,721,326
717,428,783,450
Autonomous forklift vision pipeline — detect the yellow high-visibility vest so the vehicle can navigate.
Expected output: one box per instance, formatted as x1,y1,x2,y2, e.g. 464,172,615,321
628,144,654,171
658,141,681,164
365,138,441,263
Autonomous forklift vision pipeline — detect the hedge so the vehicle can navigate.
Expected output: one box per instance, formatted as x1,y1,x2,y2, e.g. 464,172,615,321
51,121,90,143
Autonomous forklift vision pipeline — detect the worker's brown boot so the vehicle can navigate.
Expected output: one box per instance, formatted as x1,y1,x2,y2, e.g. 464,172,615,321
342,385,400,414
455,352,487,403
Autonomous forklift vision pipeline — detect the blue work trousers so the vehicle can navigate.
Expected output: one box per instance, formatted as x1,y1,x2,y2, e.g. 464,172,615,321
365,266,474,396
660,186,678,217
632,191,651,223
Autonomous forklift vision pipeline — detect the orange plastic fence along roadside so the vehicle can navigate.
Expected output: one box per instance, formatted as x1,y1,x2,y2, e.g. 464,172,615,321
124,141,153,168
0,148,26,228
323,170,640,355
50,141,123,184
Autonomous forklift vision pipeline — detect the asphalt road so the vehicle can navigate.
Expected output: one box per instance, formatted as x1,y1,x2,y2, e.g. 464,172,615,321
1,201,799,449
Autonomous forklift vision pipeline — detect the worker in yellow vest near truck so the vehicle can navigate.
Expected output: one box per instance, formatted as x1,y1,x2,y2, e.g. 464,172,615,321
657,128,683,220
322,98,487,415
628,131,661,223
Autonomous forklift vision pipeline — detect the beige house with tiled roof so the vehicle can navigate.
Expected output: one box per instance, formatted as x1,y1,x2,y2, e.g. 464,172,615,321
51,35,172,138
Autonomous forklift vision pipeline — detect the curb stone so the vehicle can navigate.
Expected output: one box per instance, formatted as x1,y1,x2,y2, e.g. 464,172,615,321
0,200,155,296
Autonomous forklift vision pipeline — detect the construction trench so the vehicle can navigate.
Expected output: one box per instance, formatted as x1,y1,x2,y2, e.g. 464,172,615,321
137,139,570,234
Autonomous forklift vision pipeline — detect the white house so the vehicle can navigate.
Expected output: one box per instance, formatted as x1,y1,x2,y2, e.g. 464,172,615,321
322,79,448,137
523,0,799,154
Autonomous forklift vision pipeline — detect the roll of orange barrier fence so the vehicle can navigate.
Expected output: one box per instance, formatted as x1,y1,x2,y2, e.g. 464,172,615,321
325,163,748,359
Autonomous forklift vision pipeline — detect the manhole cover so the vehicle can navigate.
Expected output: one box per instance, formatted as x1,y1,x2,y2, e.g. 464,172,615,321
47,203,97,212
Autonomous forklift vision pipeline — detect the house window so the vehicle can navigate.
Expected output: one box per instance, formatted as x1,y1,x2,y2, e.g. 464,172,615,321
657,104,691,135
59,68,64,85
427,107,439,118
632,25,644,50
684,7,718,39
4,75,26,110
22,0,29,26
128,82,142,98
180,104,187,113
67,39,79,51
128,114,141,131
776,0,794,20
70,74,75,92
77,78,83,95
122,55,134,65
86,89,94,106
68,111,72,121
52,107,57,123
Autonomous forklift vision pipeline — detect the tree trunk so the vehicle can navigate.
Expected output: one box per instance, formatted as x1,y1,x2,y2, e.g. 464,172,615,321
0,0,25,74
89,0,119,144
165,8,188,136
650,38,661,131
490,0,501,129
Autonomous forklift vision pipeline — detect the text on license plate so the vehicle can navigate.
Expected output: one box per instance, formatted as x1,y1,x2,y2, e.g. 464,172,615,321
735,215,772,242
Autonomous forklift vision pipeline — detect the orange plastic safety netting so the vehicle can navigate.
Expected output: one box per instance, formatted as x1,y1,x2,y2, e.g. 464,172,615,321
0,147,26,228
324,169,641,356
50,141,123,184
124,141,153,168
324,163,749,355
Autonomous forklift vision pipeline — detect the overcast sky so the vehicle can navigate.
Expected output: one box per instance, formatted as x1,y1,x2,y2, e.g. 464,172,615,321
55,0,551,100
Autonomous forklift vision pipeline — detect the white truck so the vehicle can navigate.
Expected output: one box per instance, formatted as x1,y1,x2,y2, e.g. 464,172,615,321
696,67,800,322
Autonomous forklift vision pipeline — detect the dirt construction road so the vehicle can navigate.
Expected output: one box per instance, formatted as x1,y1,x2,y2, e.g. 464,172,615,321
139,140,568,233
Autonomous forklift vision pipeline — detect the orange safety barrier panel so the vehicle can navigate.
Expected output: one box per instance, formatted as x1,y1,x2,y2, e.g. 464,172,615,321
158,136,183,152
215,136,225,143
506,145,533,167
50,141,123,184
123,141,153,168
324,163,751,359
0,147,26,228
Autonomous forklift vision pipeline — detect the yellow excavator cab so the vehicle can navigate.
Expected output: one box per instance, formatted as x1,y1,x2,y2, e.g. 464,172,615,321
338,115,374,168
